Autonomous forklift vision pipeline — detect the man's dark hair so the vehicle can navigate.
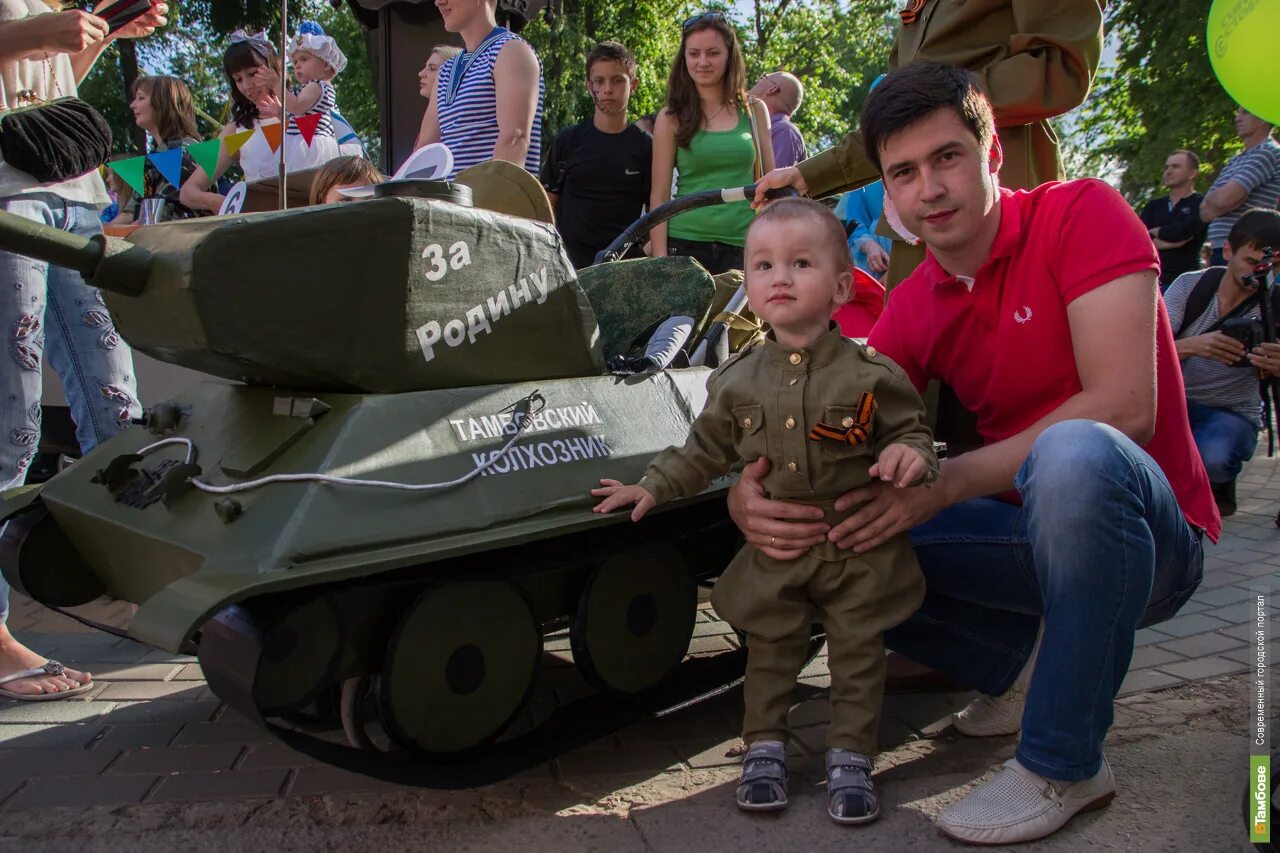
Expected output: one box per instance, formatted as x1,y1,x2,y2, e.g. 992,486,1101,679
1171,148,1200,170
585,41,636,78
1227,208,1280,252
860,63,995,175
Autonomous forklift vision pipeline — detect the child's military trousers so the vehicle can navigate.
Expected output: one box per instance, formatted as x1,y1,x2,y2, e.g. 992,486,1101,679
711,535,925,755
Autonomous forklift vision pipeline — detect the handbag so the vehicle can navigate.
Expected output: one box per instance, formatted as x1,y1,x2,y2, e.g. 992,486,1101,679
0,57,112,184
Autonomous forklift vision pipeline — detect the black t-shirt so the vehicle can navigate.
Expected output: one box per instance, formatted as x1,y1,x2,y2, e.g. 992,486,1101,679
1138,192,1207,288
540,120,652,269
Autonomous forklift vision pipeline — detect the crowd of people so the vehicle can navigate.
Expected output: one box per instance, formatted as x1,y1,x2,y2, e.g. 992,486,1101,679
0,0,1276,846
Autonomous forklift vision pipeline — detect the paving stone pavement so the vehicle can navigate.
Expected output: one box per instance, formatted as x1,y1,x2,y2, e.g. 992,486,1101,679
0,453,1274,830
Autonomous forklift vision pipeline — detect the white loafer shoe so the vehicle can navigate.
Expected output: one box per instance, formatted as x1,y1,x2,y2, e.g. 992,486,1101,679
953,624,1040,737
953,688,1026,737
937,756,1116,845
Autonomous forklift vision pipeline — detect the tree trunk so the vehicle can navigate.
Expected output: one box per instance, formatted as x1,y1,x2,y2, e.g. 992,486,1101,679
117,40,146,152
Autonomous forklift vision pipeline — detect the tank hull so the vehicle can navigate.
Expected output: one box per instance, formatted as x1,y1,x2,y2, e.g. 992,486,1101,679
7,367,732,653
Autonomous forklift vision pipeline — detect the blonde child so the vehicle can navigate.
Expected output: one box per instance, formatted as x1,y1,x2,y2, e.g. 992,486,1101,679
180,29,345,213
593,198,936,826
257,20,345,168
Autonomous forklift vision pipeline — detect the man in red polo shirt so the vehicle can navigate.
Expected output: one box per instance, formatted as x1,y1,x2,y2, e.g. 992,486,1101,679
730,64,1214,844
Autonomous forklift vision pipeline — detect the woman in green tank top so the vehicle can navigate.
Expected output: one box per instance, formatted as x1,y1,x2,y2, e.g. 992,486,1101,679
649,12,774,274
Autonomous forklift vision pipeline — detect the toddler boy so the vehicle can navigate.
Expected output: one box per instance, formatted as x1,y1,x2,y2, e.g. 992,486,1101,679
593,197,936,825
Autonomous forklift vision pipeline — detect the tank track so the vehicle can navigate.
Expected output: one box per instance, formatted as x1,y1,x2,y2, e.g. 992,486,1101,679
194,503,825,787
202,608,822,788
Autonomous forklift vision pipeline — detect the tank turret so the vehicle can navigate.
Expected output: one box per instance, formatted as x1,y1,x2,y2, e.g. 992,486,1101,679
0,196,600,393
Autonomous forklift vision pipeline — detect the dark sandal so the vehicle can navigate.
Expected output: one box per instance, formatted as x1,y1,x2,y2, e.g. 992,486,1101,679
826,749,879,824
736,740,788,811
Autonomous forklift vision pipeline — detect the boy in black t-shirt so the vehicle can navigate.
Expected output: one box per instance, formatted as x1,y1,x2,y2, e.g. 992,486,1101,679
540,42,652,269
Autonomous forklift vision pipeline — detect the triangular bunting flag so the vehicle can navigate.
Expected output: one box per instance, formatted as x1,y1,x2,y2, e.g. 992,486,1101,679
223,128,255,157
187,138,222,179
147,148,183,188
259,121,283,154
293,112,322,147
108,155,146,195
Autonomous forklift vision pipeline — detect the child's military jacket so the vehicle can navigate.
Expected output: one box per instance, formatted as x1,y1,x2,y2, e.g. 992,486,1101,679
639,324,938,508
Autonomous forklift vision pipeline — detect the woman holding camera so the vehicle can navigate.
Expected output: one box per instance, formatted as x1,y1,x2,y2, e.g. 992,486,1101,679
0,0,165,701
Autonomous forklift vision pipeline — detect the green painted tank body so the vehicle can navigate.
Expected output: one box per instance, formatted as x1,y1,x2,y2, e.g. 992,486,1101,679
34,371,720,653
0,194,744,759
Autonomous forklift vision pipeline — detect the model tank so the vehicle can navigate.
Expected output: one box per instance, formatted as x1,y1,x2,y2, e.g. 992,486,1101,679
0,176,762,769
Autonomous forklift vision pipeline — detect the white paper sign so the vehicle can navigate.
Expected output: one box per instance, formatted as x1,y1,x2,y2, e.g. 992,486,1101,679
218,181,248,216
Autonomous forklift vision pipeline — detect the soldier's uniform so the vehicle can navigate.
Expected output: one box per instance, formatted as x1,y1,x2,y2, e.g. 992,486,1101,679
798,0,1104,287
639,325,937,754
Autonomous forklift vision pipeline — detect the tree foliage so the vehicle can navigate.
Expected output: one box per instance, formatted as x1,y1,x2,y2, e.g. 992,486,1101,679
522,0,689,138
741,0,896,151
78,0,380,159
523,0,897,151
1070,0,1237,205
79,0,898,166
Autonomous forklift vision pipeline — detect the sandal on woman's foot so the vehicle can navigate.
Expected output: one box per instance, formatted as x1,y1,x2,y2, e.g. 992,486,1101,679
735,740,788,811
826,749,879,824
0,660,93,702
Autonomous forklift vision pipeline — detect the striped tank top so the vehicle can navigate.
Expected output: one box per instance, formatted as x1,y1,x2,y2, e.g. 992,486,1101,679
435,27,544,179
285,80,336,140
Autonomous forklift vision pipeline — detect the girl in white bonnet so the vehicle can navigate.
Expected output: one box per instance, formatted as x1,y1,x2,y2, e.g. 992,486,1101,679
252,20,346,169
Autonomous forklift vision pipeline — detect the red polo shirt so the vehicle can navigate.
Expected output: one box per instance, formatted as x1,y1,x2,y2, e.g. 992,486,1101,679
868,179,1220,541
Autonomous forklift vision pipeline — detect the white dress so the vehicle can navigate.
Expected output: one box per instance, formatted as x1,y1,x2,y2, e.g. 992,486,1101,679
236,118,342,182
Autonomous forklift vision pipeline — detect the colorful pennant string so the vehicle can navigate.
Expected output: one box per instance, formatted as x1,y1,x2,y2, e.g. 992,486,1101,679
186,138,222,179
223,128,255,157
106,118,339,198
292,113,322,147
108,156,146,195
146,148,184,188
259,121,283,154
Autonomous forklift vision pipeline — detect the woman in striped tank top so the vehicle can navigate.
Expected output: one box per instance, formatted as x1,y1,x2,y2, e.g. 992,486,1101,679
415,0,544,179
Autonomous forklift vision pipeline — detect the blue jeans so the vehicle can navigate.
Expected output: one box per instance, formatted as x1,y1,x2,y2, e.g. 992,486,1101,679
885,420,1204,782
0,193,139,623
1186,400,1258,484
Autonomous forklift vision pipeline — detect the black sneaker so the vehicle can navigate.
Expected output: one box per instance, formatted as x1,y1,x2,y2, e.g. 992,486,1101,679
1211,478,1237,517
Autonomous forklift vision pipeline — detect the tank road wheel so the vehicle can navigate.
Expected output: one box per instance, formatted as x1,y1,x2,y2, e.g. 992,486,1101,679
380,582,541,756
571,546,697,697
252,597,344,716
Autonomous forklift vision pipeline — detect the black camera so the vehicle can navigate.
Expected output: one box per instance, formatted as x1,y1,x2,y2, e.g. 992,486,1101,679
1221,317,1267,367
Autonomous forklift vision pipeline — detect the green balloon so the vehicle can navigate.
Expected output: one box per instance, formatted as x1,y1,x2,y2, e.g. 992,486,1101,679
1208,0,1280,124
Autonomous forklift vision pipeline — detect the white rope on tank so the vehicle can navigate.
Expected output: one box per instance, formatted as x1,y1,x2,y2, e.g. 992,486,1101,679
131,392,544,495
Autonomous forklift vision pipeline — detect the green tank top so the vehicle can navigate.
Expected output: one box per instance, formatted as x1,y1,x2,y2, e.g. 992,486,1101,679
669,106,757,247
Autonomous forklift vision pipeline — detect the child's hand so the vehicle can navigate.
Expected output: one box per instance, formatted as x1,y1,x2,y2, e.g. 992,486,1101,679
252,65,282,91
591,479,656,522
255,91,283,119
869,444,928,488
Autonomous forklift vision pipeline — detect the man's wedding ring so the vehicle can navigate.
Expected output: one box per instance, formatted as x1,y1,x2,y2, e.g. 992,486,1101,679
769,536,776,547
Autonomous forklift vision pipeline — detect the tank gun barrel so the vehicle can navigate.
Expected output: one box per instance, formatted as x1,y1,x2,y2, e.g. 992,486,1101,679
0,209,151,296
